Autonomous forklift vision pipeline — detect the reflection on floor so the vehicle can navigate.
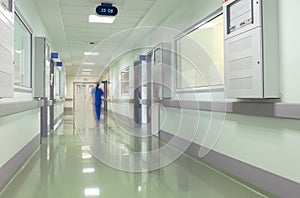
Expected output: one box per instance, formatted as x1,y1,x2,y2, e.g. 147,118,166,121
0,112,274,198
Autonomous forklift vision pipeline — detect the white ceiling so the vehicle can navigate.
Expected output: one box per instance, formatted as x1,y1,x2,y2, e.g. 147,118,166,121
32,0,184,77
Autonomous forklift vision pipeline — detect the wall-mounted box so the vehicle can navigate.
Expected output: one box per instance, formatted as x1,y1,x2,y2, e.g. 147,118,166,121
223,0,279,98
34,37,51,98
0,0,14,98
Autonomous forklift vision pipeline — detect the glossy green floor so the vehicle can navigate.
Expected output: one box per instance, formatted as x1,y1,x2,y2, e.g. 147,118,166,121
0,113,273,198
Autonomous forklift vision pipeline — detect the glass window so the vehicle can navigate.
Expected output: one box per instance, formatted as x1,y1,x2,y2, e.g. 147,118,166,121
14,12,32,88
176,13,224,90
121,67,129,95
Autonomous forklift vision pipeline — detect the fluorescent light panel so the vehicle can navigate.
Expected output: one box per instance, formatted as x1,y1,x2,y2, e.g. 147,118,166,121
81,145,91,151
82,152,92,159
82,168,95,173
84,52,99,56
83,62,95,66
82,69,92,72
89,15,115,23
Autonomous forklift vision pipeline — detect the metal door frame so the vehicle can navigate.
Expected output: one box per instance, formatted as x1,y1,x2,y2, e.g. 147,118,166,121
133,60,142,126
49,59,55,131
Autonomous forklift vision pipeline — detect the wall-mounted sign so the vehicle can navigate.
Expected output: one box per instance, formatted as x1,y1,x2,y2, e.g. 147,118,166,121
51,52,58,59
139,55,147,61
56,62,62,67
96,3,118,16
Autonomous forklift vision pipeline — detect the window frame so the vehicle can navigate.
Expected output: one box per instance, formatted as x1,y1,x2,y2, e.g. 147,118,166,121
120,66,130,96
13,6,33,92
174,7,224,93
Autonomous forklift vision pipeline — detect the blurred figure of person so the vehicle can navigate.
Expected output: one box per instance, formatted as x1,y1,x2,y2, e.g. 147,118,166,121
91,82,104,125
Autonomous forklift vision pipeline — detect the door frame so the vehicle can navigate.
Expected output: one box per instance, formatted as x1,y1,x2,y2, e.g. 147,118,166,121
73,81,98,115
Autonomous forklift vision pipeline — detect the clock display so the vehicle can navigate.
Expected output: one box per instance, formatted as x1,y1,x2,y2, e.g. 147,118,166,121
96,4,118,16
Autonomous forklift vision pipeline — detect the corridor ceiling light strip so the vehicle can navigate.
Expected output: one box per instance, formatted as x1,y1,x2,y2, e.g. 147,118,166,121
83,62,95,66
84,52,99,56
89,15,115,23
82,152,92,159
81,145,91,151
82,168,95,173
82,69,93,72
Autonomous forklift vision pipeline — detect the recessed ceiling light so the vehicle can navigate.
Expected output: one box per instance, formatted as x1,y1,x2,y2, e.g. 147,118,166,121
82,152,92,159
82,71,91,75
82,69,92,72
83,62,95,66
84,52,99,56
82,168,95,173
89,15,115,23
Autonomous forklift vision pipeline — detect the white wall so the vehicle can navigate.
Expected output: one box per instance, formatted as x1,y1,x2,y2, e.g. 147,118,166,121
278,0,300,103
104,0,300,185
107,49,145,119
161,0,300,104
0,0,57,170
159,0,300,184
0,109,40,167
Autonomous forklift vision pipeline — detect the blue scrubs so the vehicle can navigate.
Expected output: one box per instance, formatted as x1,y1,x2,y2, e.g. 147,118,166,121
93,87,104,122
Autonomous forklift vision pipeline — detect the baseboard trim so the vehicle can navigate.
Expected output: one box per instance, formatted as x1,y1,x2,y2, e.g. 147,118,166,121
0,134,40,191
160,130,300,198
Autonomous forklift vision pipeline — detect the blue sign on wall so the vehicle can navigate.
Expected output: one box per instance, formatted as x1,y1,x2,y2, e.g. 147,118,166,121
139,55,146,61
51,52,59,59
56,62,62,67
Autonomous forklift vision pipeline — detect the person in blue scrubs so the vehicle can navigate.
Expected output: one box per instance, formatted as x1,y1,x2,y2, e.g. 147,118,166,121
92,82,104,124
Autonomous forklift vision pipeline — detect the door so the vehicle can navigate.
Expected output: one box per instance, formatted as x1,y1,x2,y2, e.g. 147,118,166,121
73,82,97,128
74,82,95,112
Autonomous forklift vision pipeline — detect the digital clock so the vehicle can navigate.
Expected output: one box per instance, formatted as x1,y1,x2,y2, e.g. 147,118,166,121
96,3,118,16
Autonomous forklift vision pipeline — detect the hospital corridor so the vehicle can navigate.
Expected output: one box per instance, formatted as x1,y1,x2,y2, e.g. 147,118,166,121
1,0,300,197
